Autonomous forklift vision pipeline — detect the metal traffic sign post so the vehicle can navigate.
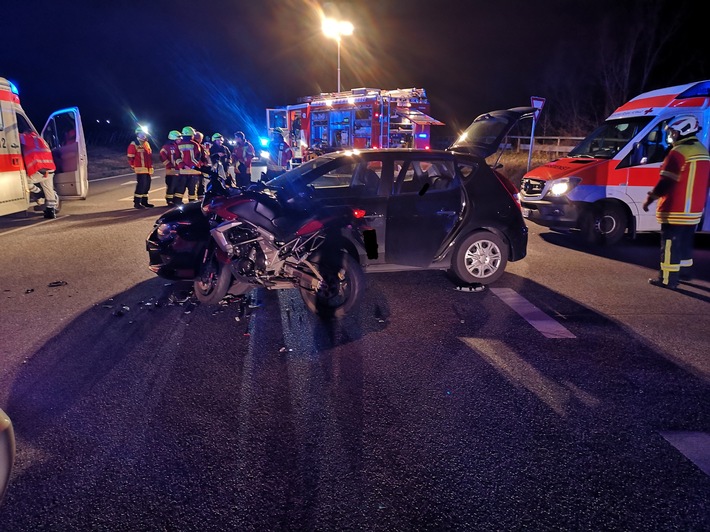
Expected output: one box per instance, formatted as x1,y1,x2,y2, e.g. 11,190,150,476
528,96,546,171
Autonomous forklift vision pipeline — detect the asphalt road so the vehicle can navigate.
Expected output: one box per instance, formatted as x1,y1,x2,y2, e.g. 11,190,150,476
0,170,709,530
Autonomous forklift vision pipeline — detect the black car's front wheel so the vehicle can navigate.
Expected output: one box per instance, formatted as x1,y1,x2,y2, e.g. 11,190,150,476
451,231,508,285
300,251,365,319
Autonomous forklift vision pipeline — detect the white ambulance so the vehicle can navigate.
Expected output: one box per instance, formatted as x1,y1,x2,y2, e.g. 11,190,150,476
520,80,710,245
0,76,88,217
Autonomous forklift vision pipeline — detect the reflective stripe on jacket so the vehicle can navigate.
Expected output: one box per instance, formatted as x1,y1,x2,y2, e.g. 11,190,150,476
127,140,154,174
20,132,56,176
656,136,710,225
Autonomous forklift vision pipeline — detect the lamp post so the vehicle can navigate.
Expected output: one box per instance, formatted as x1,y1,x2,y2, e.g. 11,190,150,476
322,17,353,93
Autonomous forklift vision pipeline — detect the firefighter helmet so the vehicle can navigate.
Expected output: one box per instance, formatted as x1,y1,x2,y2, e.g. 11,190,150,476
666,115,700,137
181,126,196,137
212,133,224,141
234,131,245,140
168,130,181,140
194,131,204,142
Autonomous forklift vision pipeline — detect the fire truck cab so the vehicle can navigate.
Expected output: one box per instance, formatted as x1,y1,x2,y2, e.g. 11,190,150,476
520,80,710,245
0,76,88,217
266,87,444,167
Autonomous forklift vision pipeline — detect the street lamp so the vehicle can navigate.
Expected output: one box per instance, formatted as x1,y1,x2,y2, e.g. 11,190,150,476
322,17,353,93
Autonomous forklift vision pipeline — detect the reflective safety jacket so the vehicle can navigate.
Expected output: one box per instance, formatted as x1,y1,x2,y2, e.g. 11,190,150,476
232,140,255,171
160,140,182,176
267,139,293,171
127,139,154,175
177,137,203,175
655,136,710,225
20,132,56,176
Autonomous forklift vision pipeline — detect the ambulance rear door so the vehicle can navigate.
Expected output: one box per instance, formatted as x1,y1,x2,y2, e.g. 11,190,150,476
41,107,88,199
0,97,30,216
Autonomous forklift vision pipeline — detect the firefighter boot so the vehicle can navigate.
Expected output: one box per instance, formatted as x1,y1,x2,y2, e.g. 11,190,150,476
43,207,56,219
141,198,155,208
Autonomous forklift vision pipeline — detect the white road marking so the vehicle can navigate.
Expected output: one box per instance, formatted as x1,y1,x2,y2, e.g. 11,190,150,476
119,186,166,202
491,287,576,339
659,431,710,476
0,215,71,236
458,338,599,416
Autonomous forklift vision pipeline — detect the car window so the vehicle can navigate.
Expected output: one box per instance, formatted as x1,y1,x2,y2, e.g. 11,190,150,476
309,160,382,196
456,162,479,180
394,159,456,194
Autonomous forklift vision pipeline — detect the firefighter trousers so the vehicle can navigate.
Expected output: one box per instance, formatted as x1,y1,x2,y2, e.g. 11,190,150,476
133,173,151,205
657,223,697,287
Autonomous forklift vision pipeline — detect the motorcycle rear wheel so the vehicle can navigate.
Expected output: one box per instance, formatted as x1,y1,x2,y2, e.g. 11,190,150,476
299,251,365,319
193,252,232,305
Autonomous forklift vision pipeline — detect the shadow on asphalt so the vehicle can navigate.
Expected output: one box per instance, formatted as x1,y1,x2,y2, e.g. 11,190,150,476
1,270,709,529
539,230,710,284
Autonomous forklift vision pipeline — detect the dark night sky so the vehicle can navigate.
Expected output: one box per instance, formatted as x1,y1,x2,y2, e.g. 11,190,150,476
4,0,709,143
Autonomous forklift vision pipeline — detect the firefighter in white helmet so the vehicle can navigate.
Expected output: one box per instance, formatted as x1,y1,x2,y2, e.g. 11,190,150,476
642,115,710,289
127,127,154,209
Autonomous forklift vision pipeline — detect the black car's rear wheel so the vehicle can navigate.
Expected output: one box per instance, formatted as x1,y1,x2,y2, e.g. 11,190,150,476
450,231,508,285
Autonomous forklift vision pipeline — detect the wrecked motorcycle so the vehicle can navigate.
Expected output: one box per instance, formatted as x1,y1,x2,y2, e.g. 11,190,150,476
146,166,366,319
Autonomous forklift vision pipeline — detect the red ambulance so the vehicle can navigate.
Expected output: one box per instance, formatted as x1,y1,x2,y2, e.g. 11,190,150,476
0,76,88,217
519,80,710,245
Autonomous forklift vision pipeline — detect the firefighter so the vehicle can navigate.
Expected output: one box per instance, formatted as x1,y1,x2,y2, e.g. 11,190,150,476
265,128,292,181
176,126,202,204
232,131,255,187
160,130,183,206
19,127,59,219
127,127,154,209
191,131,209,200
642,115,710,289
209,133,232,184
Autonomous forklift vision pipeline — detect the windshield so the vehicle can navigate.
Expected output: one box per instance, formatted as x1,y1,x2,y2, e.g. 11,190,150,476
569,117,653,159
267,153,357,202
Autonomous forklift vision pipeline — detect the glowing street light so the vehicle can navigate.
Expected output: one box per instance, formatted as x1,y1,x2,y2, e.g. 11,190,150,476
322,17,353,93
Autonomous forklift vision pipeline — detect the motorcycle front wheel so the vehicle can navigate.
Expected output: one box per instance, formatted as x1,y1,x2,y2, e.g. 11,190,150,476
193,251,232,305
299,251,365,319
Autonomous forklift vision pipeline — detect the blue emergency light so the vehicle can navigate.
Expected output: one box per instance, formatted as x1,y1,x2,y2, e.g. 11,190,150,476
259,137,269,147
417,133,428,139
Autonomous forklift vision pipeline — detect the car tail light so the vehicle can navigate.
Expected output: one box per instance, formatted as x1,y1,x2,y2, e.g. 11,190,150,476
494,170,522,209
352,208,366,219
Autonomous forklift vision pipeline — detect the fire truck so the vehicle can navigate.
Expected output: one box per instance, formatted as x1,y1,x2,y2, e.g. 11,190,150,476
0,76,88,217
266,87,444,165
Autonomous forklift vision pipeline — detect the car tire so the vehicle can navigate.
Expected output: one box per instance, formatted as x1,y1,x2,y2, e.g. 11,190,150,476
450,231,508,285
581,202,626,246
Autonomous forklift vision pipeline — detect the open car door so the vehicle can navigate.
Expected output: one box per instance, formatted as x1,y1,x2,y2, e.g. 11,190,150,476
41,107,88,199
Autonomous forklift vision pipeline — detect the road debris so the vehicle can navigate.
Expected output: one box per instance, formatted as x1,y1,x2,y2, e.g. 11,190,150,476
455,284,486,293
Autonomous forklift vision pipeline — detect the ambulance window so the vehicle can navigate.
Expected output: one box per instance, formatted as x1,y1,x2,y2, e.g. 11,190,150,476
16,114,33,134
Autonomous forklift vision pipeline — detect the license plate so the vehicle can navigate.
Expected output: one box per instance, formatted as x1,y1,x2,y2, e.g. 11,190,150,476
522,207,531,218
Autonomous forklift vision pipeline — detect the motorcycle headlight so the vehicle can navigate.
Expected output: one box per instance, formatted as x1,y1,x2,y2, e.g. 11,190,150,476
156,222,179,241
546,177,581,197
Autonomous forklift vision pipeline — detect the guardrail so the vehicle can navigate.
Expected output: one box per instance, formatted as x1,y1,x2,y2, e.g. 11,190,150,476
508,135,583,154
432,135,583,154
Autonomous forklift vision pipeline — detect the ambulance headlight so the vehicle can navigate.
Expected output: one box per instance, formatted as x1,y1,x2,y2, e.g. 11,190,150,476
546,177,581,197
